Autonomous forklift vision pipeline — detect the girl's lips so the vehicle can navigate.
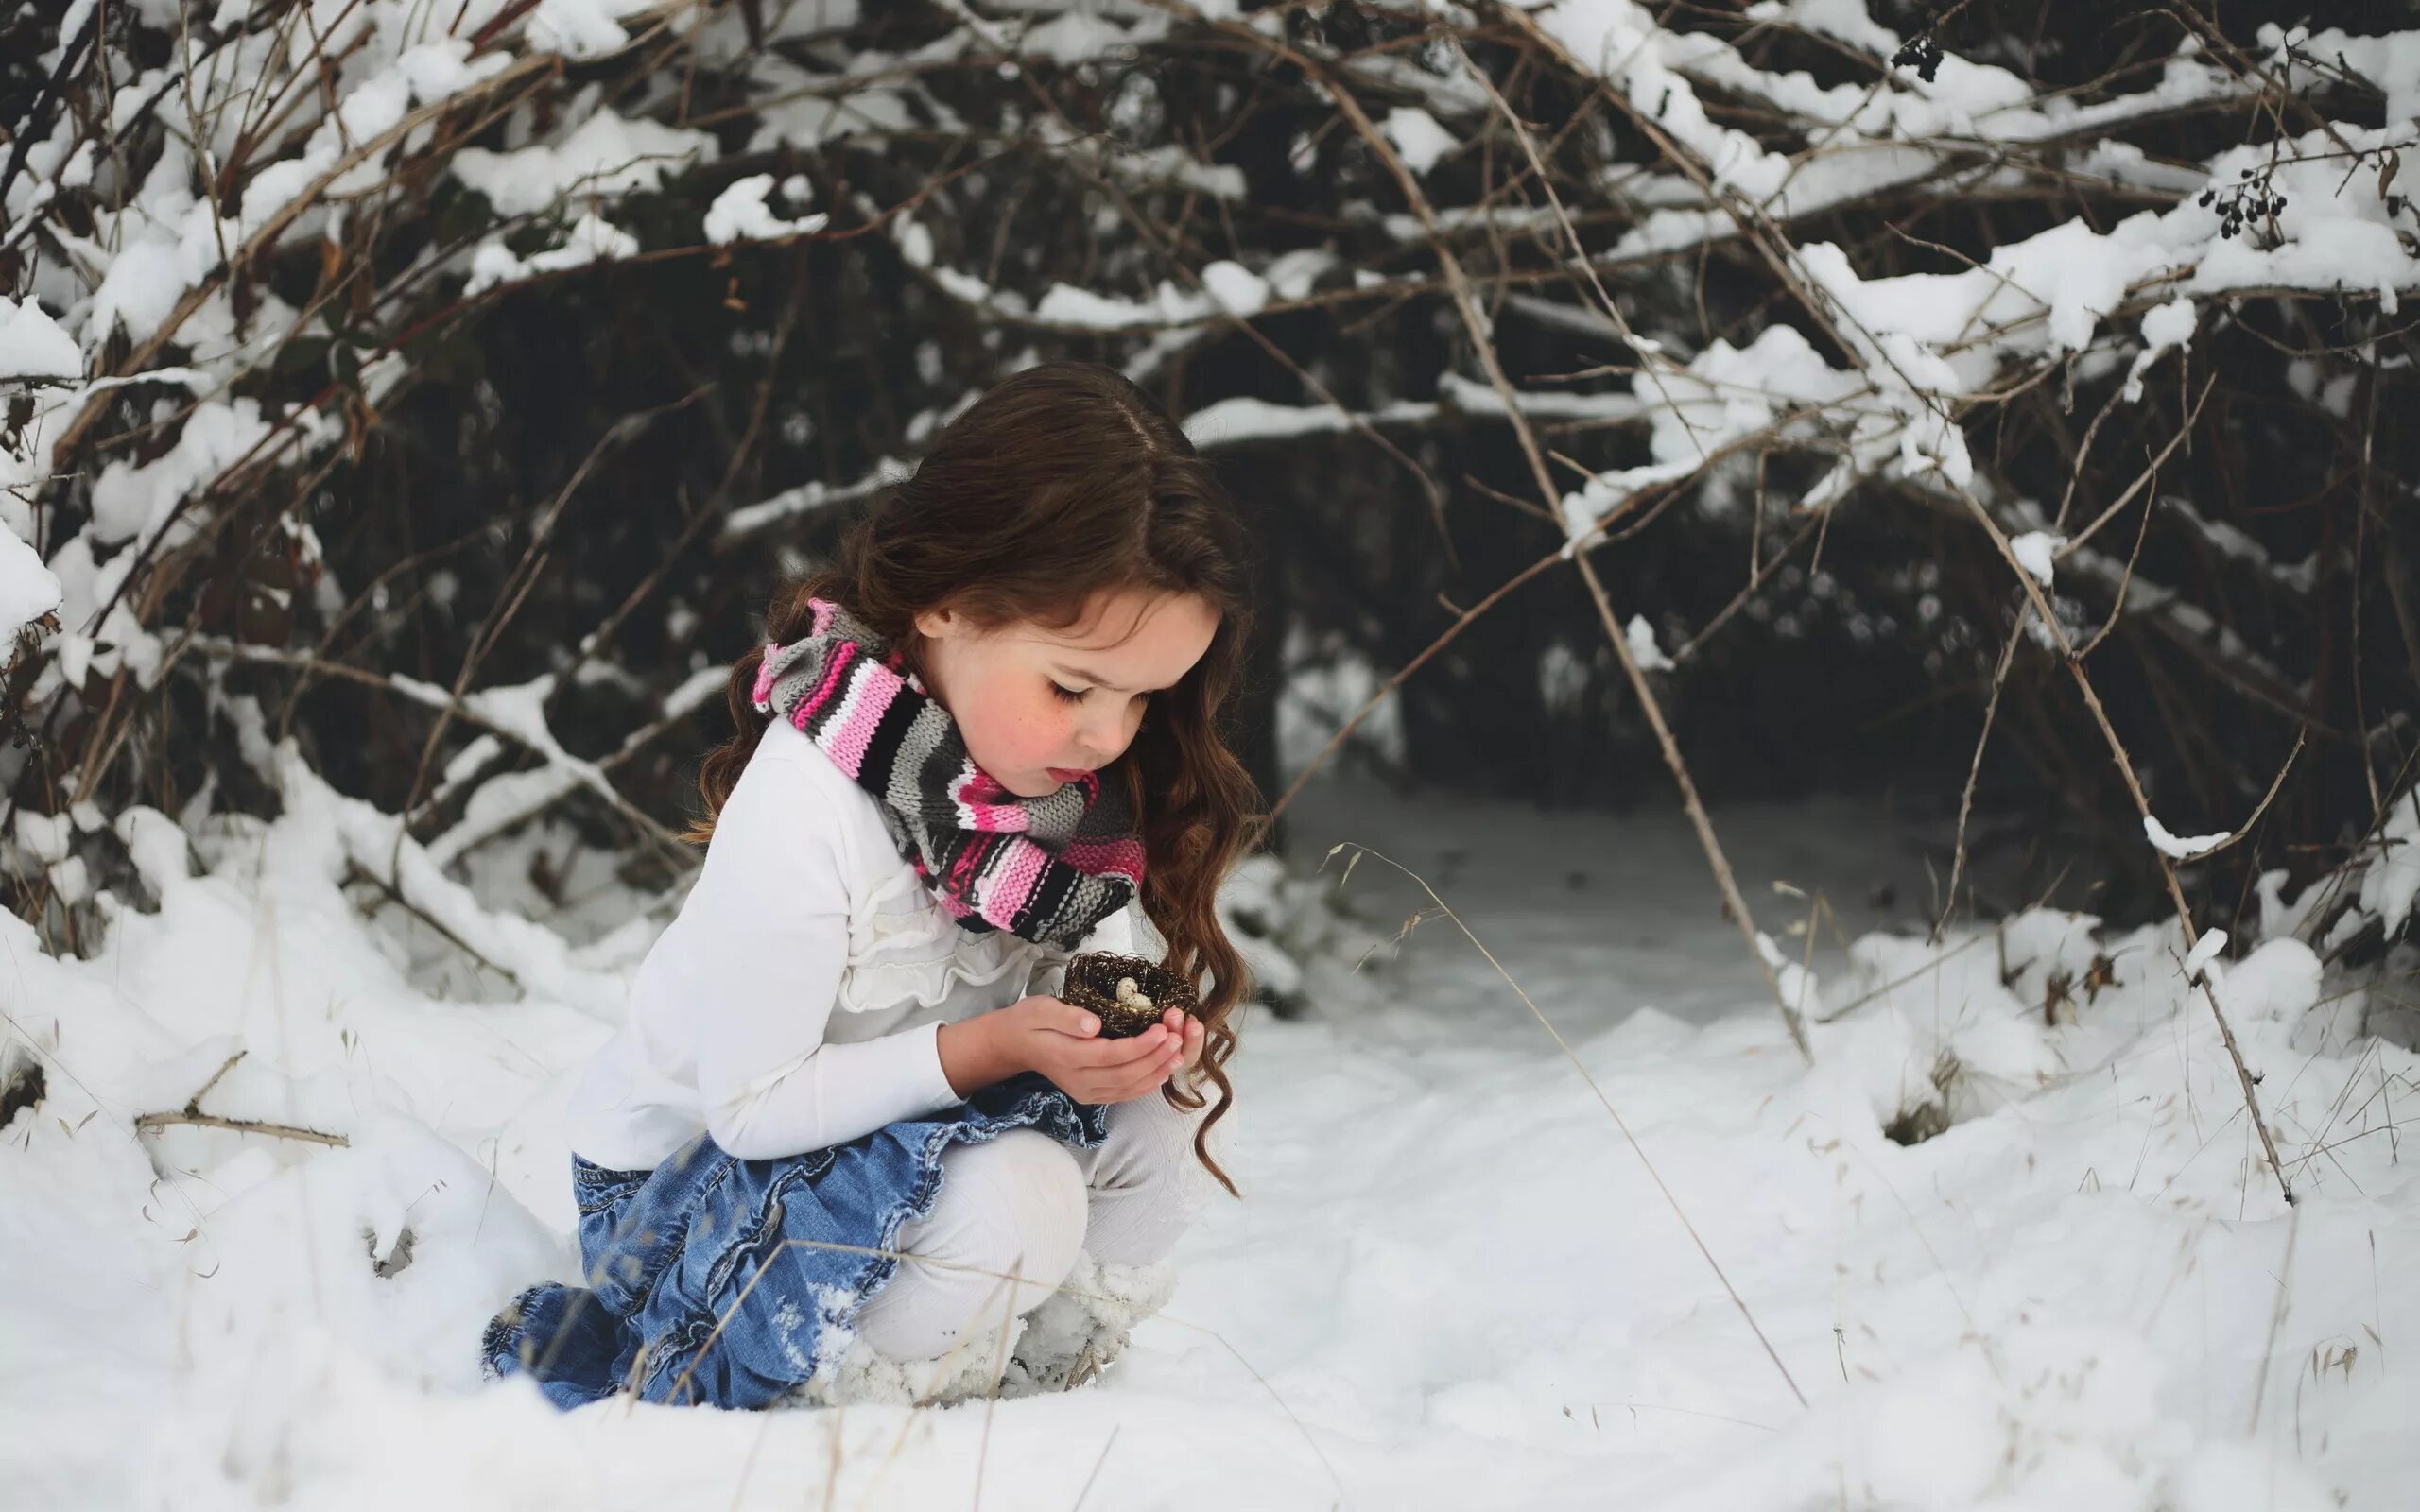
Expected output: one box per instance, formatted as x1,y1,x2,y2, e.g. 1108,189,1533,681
1046,766,1092,782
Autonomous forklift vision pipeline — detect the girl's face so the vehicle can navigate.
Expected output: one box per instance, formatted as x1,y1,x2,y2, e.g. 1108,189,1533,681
912,587,1219,798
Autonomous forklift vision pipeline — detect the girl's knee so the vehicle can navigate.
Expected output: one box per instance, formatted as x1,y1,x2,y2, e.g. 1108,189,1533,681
854,1131,1088,1362
906,1129,1087,1289
962,1129,1086,1257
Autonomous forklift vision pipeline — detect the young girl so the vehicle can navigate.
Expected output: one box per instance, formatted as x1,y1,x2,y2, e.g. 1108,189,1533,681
480,361,1259,1411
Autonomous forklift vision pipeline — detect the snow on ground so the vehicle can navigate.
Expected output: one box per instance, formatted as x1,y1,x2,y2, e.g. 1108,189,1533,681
2,759,2414,1509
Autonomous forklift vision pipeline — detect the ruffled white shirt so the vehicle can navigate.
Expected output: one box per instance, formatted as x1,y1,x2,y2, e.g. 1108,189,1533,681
563,713,1138,1170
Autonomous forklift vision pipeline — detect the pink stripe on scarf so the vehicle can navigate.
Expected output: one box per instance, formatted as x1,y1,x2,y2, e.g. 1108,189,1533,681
978,840,1048,930
1061,835,1147,882
789,640,861,741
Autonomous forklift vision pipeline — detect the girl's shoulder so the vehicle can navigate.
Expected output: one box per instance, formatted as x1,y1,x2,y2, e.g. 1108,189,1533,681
719,715,892,874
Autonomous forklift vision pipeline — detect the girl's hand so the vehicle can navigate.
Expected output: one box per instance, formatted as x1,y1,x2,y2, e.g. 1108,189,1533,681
982,994,1185,1105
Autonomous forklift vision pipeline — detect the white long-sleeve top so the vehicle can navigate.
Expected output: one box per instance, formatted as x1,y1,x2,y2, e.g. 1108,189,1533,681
563,713,1137,1170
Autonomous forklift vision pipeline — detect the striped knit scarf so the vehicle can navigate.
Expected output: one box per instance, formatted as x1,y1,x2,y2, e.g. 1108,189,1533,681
751,596,1146,950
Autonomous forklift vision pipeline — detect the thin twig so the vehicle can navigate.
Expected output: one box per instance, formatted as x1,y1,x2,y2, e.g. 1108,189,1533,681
133,1050,349,1146
1938,605,2031,941
132,1109,351,1147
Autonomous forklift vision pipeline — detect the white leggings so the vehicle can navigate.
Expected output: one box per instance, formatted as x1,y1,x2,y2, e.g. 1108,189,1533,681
849,1088,1213,1363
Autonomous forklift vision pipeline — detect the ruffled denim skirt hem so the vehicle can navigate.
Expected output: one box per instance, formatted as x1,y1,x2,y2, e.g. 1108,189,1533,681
479,1071,1106,1412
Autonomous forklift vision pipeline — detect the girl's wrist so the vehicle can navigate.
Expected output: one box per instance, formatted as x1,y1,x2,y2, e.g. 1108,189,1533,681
937,1012,1021,1096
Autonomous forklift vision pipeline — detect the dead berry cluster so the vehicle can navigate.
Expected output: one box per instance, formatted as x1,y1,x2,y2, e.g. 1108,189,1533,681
2199,168,2286,239
1892,33,1945,83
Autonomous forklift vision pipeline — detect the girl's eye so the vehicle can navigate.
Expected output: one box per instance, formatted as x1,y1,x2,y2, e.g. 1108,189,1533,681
1049,682,1086,703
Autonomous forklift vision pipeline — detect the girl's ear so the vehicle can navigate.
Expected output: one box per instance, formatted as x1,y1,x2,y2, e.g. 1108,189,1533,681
913,605,958,640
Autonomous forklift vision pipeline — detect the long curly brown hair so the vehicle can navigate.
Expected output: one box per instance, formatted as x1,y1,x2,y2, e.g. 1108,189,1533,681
684,360,1262,1197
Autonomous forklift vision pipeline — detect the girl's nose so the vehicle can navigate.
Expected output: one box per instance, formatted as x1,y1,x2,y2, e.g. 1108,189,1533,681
1075,707,1129,765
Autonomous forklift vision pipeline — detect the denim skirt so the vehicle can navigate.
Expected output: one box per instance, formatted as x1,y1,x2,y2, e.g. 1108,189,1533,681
478,1071,1106,1411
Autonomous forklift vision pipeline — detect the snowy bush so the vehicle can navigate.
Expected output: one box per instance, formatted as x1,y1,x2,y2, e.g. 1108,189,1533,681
0,0,2410,975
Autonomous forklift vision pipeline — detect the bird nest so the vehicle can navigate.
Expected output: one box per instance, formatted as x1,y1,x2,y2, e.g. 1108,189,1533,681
1061,952,1197,1039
